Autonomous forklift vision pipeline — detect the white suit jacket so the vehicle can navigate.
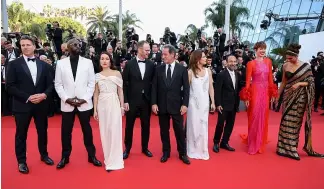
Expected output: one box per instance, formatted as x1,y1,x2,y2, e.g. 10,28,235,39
54,56,95,112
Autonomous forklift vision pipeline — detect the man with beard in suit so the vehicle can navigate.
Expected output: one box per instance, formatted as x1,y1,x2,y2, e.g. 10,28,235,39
151,44,190,165
54,38,102,169
6,35,54,174
122,40,155,159
213,55,241,153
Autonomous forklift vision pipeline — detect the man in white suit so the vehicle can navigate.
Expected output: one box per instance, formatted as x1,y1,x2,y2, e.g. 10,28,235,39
54,38,102,169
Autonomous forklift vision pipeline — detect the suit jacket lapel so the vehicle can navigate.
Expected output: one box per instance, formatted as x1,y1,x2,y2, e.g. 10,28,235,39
225,69,235,90
169,63,179,87
235,72,239,91
65,58,75,83
143,60,151,80
35,59,42,86
20,58,34,84
74,56,82,83
161,64,168,87
134,60,143,80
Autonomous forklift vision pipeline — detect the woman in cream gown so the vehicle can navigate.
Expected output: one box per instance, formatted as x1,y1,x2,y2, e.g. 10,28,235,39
93,52,125,172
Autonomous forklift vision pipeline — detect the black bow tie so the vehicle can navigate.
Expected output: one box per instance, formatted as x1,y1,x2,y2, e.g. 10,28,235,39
138,60,145,63
27,58,36,62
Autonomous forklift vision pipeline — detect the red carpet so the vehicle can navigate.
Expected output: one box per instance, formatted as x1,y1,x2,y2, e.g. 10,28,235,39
2,111,324,189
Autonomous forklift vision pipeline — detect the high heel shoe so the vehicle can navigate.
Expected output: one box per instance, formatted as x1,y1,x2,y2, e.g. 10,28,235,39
276,151,300,161
303,148,324,158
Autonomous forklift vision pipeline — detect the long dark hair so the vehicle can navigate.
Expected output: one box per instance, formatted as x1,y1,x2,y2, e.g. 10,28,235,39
99,52,117,71
189,49,203,78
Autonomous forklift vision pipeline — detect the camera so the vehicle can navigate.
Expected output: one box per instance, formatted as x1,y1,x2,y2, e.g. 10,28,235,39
87,31,96,46
45,23,55,41
197,29,202,40
105,29,114,42
213,31,220,46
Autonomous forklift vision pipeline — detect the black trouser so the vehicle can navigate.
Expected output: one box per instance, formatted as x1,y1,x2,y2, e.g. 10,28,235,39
15,108,48,164
158,113,186,156
61,109,96,158
124,95,151,151
1,84,11,116
314,83,324,109
213,110,236,144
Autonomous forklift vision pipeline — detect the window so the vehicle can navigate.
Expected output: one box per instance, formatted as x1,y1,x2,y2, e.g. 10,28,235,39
250,0,258,16
280,1,292,16
275,0,284,6
261,0,270,12
296,0,312,16
289,0,302,16
258,32,266,41
253,0,263,15
309,2,324,15
266,0,276,12
304,19,319,33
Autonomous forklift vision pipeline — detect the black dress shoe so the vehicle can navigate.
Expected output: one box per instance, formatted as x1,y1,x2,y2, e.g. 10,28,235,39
213,144,220,153
314,108,318,112
179,155,191,165
107,170,113,173
123,150,130,159
160,153,170,163
18,163,29,174
88,156,102,167
56,158,69,169
142,149,153,157
220,143,235,151
41,156,54,165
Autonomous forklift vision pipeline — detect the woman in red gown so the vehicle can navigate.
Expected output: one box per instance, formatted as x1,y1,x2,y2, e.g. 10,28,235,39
240,41,278,155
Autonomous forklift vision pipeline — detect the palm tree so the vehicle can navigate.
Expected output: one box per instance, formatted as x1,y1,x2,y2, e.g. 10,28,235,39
79,6,88,21
86,6,114,34
42,5,53,17
264,23,314,49
7,2,35,32
110,10,142,40
204,0,254,38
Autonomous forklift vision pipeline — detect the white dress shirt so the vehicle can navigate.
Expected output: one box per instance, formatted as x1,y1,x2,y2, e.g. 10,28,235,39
136,56,146,79
165,62,176,78
227,68,236,89
23,55,37,85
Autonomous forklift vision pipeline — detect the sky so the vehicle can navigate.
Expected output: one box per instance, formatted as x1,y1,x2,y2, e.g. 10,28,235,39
7,0,217,41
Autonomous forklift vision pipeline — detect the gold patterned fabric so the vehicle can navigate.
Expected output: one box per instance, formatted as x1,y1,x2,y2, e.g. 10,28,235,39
276,63,315,159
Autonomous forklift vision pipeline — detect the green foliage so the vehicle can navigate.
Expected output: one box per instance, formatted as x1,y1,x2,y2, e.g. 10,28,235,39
7,2,86,41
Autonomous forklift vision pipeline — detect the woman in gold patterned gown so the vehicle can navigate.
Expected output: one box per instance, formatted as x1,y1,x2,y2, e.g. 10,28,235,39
276,44,324,161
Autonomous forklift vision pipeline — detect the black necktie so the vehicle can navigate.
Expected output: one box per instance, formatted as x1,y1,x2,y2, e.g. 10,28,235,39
167,64,171,86
27,58,35,62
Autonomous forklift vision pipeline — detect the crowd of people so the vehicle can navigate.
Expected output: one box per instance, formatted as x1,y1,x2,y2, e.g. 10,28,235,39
1,25,324,175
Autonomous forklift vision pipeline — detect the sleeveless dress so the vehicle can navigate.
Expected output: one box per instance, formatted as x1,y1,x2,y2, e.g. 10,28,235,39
186,68,210,160
96,73,124,170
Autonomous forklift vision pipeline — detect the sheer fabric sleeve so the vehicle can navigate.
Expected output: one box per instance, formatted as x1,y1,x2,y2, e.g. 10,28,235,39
239,61,253,101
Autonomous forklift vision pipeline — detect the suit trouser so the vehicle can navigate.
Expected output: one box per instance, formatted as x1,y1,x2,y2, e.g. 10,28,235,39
124,95,151,151
158,113,186,156
213,110,236,144
61,109,96,158
15,108,48,163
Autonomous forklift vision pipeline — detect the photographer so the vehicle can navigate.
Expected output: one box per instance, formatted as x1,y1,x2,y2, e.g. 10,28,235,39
94,33,107,54
126,27,139,50
146,34,154,50
113,40,126,68
52,22,63,58
213,28,226,57
3,41,20,64
196,30,207,49
149,43,162,66
163,27,177,46
313,51,324,112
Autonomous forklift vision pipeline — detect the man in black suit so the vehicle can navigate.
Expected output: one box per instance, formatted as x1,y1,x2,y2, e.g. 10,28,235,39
6,35,54,174
213,55,240,153
151,44,190,165
122,41,155,159
149,43,162,66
